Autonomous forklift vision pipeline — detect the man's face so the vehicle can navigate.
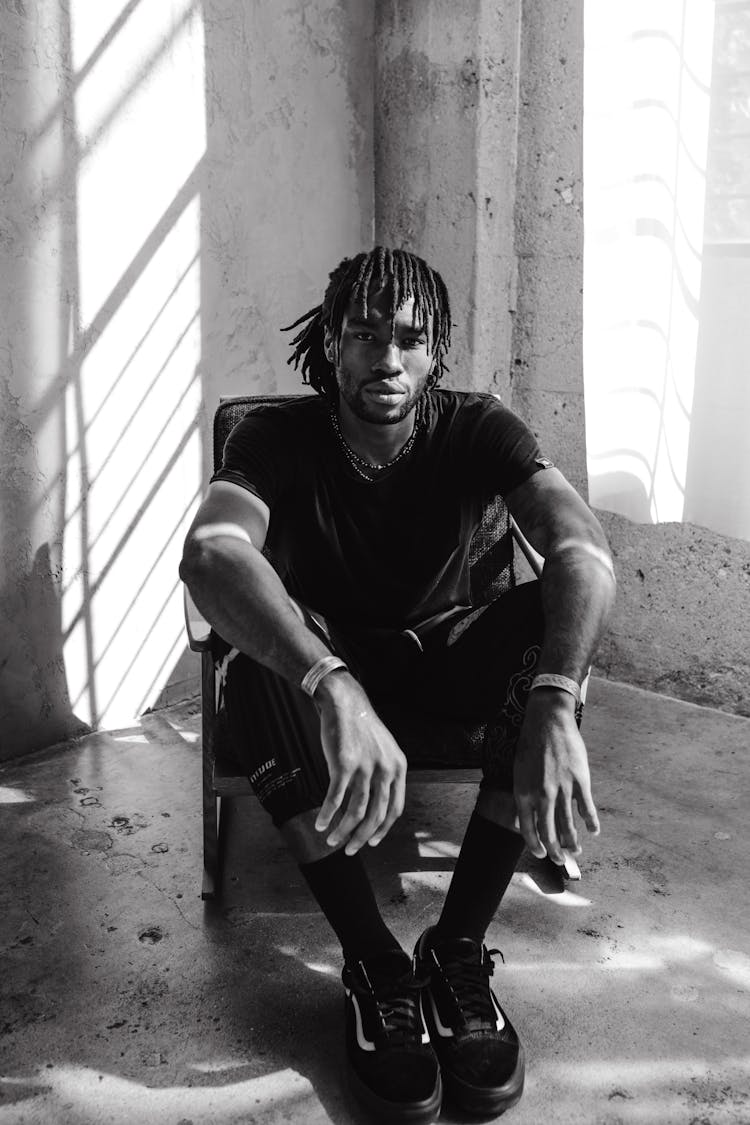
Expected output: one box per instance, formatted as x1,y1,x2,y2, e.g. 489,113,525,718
326,288,435,425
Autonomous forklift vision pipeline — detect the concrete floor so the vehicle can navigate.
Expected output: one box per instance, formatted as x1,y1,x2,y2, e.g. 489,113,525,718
1,676,749,1125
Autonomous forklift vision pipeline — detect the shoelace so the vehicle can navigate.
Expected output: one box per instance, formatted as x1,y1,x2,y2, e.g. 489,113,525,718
359,963,429,1043
435,946,504,1029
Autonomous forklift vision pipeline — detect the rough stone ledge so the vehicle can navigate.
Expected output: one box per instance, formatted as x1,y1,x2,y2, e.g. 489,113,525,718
594,510,750,717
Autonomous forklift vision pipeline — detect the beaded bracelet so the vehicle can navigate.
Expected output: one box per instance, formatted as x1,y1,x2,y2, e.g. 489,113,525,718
529,673,581,704
300,655,348,698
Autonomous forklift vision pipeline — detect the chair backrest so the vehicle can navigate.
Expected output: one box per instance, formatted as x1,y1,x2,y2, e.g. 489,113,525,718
213,395,515,605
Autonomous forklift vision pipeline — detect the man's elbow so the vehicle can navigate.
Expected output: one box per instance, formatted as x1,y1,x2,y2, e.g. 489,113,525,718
179,534,214,591
180,522,259,588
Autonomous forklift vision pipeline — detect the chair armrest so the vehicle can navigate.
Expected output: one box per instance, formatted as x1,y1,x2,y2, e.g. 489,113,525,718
183,586,212,652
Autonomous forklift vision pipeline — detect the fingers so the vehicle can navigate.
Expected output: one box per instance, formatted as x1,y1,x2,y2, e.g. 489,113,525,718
324,776,370,850
342,776,389,855
315,768,351,834
517,796,547,859
555,794,581,855
319,759,406,855
537,799,566,866
518,790,584,865
575,782,600,835
368,769,406,848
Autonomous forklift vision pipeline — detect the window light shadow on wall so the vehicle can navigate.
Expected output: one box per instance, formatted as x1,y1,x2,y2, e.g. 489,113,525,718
583,0,714,526
46,0,205,729
584,0,750,541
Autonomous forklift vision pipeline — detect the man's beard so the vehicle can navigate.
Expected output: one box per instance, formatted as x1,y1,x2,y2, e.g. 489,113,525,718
336,369,428,425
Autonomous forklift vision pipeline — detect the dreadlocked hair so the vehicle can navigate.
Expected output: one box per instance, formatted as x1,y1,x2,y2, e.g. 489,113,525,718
281,246,452,398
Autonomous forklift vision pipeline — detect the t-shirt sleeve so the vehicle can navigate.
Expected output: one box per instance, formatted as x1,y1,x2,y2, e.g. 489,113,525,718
209,407,293,509
462,395,553,497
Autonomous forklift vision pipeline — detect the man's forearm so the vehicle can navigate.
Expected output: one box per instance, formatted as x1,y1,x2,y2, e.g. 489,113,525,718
535,542,616,686
180,536,335,690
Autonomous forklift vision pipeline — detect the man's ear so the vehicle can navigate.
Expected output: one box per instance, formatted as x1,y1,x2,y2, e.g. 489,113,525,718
323,327,335,364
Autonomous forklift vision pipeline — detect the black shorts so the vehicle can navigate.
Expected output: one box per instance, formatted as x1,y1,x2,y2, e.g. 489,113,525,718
223,581,575,828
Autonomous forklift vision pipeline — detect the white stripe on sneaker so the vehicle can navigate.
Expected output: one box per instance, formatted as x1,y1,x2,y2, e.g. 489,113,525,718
347,991,377,1052
491,990,506,1032
419,994,430,1045
428,992,455,1039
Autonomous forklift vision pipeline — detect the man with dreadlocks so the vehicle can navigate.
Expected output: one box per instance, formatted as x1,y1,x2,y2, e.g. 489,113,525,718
181,246,615,1122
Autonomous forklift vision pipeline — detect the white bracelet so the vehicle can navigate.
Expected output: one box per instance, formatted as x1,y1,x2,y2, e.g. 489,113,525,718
529,673,581,704
300,655,348,698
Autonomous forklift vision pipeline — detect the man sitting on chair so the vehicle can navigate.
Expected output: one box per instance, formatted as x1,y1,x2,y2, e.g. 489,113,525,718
180,246,616,1122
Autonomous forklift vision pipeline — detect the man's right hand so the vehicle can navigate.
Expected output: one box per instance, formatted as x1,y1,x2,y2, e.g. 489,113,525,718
313,673,407,855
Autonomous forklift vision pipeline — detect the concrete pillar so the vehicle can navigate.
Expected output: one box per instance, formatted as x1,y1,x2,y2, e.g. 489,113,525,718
0,2,88,759
375,0,522,402
374,1,587,493
201,0,375,404
511,0,587,495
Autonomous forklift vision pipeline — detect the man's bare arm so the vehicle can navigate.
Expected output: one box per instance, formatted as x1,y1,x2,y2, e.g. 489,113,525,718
503,467,616,863
180,481,330,682
506,467,616,683
180,481,406,853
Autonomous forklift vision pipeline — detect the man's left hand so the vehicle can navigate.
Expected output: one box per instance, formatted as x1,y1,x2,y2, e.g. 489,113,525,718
513,690,600,865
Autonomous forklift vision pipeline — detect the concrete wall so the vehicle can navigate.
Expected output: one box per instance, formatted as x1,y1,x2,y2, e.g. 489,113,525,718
0,1,89,757
684,252,750,541
595,512,750,717
512,0,587,496
594,247,750,719
373,0,749,717
375,0,522,406
2,0,747,759
200,0,374,408
374,0,587,495
0,0,373,759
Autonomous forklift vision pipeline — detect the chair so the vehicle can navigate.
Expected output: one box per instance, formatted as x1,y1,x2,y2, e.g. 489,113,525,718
185,394,581,900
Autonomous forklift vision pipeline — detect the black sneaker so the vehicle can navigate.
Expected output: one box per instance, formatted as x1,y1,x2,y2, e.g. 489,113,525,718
343,949,442,1123
414,929,524,1117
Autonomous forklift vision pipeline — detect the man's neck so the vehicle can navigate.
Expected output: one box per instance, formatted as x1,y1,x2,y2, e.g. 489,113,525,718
336,401,418,467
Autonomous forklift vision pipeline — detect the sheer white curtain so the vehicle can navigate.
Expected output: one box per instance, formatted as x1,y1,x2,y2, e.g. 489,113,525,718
584,0,750,541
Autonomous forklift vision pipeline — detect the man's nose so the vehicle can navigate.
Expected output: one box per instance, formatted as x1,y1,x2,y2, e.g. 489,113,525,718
373,342,404,374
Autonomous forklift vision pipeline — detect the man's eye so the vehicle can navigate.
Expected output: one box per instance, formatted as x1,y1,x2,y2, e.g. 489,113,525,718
354,332,374,342
403,338,425,349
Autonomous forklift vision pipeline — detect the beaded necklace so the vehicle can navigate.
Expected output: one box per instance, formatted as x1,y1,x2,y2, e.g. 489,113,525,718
330,401,423,482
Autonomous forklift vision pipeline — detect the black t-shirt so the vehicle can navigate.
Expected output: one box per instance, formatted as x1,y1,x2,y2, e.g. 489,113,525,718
211,390,548,632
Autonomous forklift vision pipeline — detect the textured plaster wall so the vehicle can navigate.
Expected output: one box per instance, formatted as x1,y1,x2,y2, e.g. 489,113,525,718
374,0,587,493
200,0,374,410
375,0,522,403
595,512,750,717
0,2,88,758
156,0,375,708
508,2,749,713
511,0,587,495
374,0,749,716
684,253,750,540
2,1,747,759
0,0,374,759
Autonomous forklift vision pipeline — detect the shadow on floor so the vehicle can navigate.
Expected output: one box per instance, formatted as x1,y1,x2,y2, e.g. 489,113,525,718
1,677,750,1124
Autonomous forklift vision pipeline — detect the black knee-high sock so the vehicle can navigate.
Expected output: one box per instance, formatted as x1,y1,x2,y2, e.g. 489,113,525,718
433,811,525,946
299,848,403,965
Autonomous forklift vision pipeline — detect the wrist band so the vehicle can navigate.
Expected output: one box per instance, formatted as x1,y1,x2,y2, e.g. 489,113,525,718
529,673,581,704
300,655,348,697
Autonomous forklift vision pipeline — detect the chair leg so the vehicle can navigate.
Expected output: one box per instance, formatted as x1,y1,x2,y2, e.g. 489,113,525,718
201,651,220,901
202,791,220,900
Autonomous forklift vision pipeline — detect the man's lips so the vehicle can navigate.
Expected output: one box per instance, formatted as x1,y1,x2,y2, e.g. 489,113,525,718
365,380,406,396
